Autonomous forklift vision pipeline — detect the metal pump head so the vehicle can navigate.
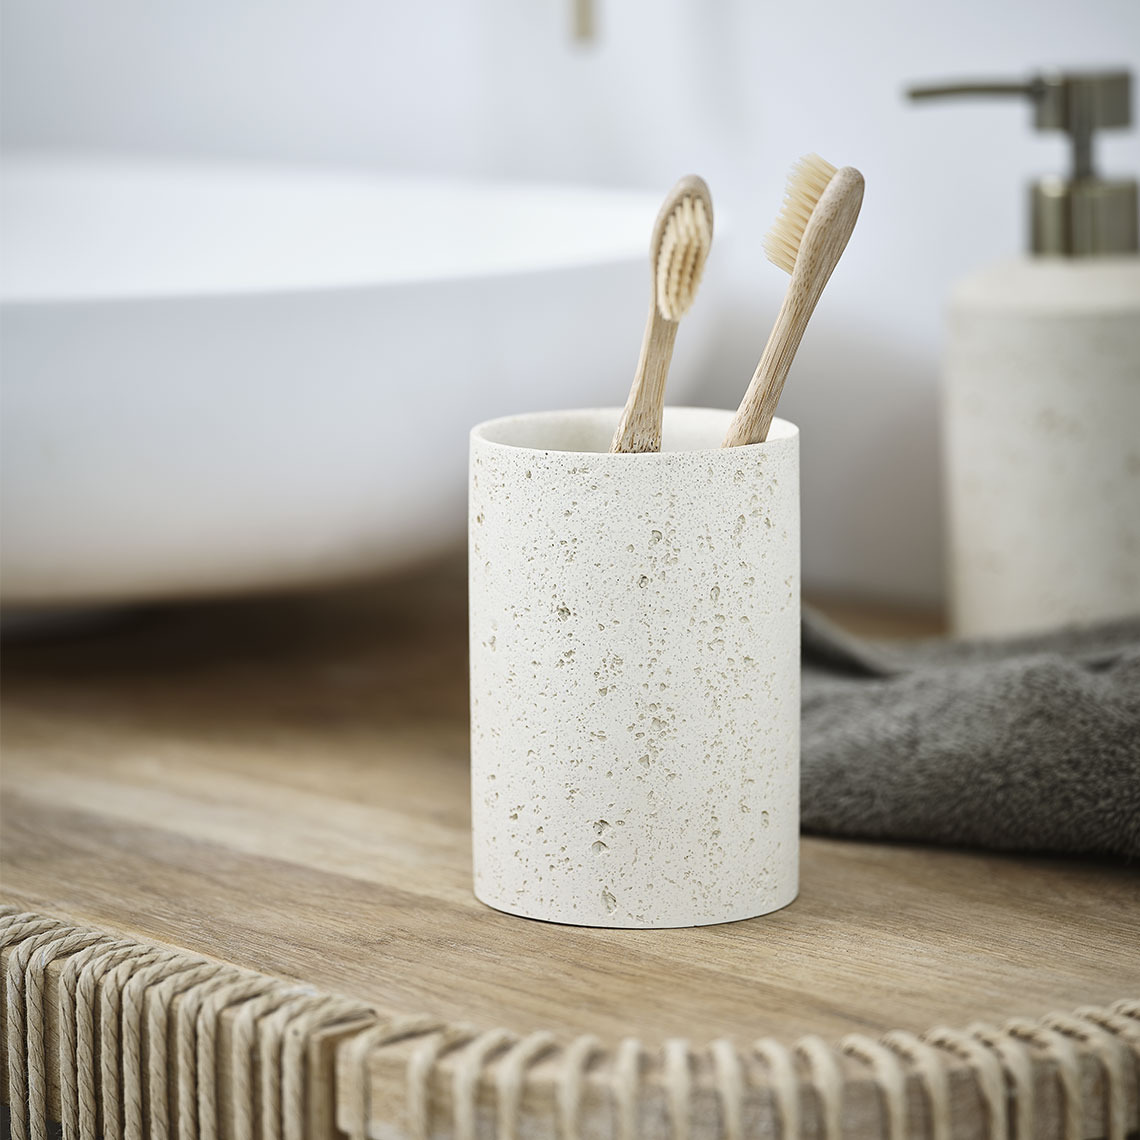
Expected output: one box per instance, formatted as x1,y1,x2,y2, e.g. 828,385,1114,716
907,69,1139,257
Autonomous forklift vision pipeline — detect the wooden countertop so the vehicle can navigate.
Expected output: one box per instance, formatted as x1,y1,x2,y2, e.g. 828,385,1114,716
2,556,1137,1140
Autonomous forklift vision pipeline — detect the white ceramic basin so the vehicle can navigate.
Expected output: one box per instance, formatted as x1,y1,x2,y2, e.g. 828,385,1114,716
1,155,704,605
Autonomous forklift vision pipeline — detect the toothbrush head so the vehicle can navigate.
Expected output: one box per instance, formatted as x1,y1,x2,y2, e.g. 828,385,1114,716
653,175,714,322
763,153,841,275
721,154,863,447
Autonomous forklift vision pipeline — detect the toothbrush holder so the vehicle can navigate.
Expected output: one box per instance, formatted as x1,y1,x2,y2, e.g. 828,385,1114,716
469,406,800,928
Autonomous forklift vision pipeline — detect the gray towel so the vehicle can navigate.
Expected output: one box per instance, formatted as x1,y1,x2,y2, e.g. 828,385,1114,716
801,608,1140,859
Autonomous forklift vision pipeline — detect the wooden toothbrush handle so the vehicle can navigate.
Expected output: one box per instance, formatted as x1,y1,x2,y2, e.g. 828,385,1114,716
610,305,679,453
722,282,817,447
724,168,863,448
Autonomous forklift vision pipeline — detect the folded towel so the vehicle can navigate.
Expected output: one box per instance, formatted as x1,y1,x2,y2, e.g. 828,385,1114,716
801,608,1140,858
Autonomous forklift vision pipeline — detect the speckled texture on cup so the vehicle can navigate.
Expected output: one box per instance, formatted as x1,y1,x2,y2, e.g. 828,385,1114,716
469,407,800,928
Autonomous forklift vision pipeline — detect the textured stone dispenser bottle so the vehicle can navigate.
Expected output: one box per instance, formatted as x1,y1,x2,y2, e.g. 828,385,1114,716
469,407,800,928
910,70,1140,636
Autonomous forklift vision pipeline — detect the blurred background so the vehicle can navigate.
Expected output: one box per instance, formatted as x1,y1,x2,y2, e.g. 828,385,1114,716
3,0,1138,611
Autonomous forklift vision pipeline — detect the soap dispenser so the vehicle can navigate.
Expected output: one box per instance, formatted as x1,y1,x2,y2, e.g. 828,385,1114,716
909,70,1140,637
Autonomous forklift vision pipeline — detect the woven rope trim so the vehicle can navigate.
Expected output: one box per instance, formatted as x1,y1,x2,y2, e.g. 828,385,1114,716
0,906,377,1140
2,904,1138,1140
372,1006,1140,1140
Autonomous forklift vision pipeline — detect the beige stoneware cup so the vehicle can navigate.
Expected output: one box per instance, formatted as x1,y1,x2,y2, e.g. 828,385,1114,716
469,406,800,928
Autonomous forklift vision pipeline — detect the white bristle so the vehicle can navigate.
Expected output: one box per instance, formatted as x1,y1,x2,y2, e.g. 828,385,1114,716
655,195,712,321
762,153,838,274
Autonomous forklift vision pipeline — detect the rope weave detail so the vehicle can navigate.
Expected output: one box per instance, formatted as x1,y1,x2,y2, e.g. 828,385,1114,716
0,908,373,1140
195,974,290,1140
101,950,176,1139
966,1023,1035,1140
840,1034,908,1140
1003,1019,1082,1140
6,916,89,1140
258,993,337,1140
923,1026,1008,1140
2,905,1138,1140
120,954,203,1140
612,1037,643,1140
556,1035,602,1140
57,938,137,1140
709,1038,743,1140
796,1035,844,1140
281,997,373,1140
408,1024,477,1140
663,1039,692,1140
453,1029,514,1140
496,1031,557,1140
343,1015,444,1140
752,1039,799,1140
229,986,308,1140
26,930,110,1140
1077,1005,1140,1050
145,962,226,1140
80,945,162,1140
1042,1012,1129,1140
881,1029,950,1140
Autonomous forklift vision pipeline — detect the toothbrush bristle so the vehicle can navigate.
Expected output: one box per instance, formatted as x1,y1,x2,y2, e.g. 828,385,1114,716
763,153,838,274
656,194,712,321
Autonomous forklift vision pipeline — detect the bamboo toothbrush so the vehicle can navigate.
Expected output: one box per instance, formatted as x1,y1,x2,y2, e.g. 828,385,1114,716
722,155,863,447
611,175,713,453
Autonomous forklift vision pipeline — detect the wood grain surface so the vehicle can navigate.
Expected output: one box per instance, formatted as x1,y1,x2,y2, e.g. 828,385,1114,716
2,554,1137,1138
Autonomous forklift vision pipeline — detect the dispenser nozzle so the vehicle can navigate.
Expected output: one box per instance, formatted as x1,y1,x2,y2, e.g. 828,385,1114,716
906,69,1138,256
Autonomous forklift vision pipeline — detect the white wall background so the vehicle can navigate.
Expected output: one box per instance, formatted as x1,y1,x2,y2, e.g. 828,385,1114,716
4,0,1138,603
